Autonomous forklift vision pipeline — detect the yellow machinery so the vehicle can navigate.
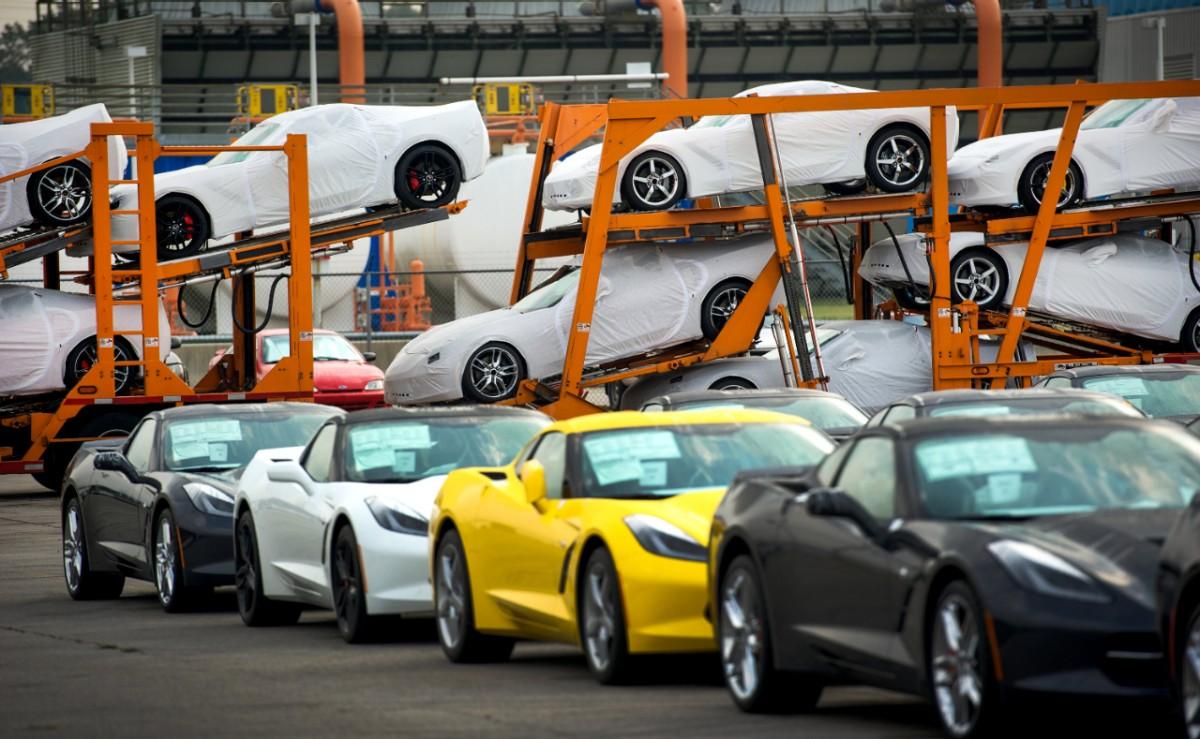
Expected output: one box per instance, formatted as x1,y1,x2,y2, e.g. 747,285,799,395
1,84,55,122
231,83,301,132
474,82,536,116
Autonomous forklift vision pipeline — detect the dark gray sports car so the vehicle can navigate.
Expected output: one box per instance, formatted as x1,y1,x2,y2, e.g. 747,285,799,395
60,403,341,611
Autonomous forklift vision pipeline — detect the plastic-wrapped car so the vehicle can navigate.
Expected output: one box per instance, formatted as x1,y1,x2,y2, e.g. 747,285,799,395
109,101,488,261
542,80,959,212
0,104,128,233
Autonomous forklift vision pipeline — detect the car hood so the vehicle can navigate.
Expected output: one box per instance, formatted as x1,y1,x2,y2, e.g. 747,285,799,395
973,507,1178,610
310,360,384,391
561,488,725,544
111,163,212,201
401,309,515,355
364,474,445,516
177,470,241,491
951,128,1063,161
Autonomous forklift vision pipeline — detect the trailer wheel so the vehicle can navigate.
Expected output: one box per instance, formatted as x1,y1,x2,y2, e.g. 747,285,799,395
37,411,142,493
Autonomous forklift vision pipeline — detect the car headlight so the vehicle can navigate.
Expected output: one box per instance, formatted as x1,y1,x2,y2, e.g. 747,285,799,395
184,482,235,517
364,379,384,391
988,540,1109,603
624,514,707,562
983,153,1002,166
427,351,441,365
365,496,428,536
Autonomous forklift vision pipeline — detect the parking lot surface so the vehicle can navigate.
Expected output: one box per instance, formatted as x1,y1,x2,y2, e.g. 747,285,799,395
0,476,1172,738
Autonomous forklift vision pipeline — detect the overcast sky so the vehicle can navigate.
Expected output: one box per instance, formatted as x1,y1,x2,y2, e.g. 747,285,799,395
1,0,36,26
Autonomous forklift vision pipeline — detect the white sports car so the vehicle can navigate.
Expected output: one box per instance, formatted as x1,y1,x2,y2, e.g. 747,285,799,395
948,96,1200,213
110,101,488,261
0,104,128,233
0,283,171,397
618,319,1036,414
232,406,548,642
385,234,785,404
858,231,1200,350
542,80,959,212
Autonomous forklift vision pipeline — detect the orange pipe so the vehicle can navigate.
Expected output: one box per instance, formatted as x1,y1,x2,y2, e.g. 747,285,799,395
976,0,1003,136
318,0,365,103
638,0,688,100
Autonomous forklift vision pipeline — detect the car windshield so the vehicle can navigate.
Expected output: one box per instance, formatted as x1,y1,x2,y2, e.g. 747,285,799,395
1078,373,1200,419
345,415,547,483
577,422,834,499
1080,99,1155,130
164,413,331,472
676,396,867,435
207,122,285,167
928,397,1141,419
690,114,736,130
511,267,580,313
912,426,1200,519
263,334,362,363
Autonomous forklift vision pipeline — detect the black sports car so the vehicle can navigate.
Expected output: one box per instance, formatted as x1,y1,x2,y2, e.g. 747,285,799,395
865,387,1144,426
1037,364,1200,423
709,415,1196,738
639,388,868,442
61,403,341,611
1157,462,1200,738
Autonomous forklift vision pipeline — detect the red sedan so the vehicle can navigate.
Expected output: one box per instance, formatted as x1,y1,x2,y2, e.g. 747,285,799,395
210,328,386,410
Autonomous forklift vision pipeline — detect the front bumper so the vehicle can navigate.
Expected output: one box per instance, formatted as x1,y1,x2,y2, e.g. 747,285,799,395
360,528,433,618
314,389,385,411
174,504,236,589
620,552,715,655
384,351,460,405
946,160,1017,208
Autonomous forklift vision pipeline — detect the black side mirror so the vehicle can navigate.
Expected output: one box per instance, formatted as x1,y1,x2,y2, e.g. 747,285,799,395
361,351,377,363
805,488,884,540
94,451,137,481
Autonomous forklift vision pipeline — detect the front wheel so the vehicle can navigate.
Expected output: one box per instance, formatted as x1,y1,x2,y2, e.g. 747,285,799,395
235,510,302,626
929,581,1000,739
701,278,754,341
1181,308,1200,353
27,160,93,227
1176,604,1200,739
333,525,377,643
434,529,514,663
395,143,462,210
709,377,756,391
719,555,822,713
950,249,1008,312
579,547,633,684
63,497,124,600
156,195,210,262
620,151,687,211
1017,153,1084,214
865,125,930,193
155,507,205,613
461,342,525,403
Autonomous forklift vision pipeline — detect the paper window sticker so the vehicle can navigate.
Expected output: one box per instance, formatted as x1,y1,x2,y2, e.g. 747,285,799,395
356,448,393,470
984,473,1023,505
208,443,228,463
393,450,416,474
1084,377,1149,398
169,419,243,445
378,424,433,450
638,460,668,487
592,458,643,486
915,443,977,482
916,437,1036,481
173,440,209,460
931,405,1012,418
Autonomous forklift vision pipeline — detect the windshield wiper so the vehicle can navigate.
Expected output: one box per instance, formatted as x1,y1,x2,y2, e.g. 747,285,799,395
313,356,349,362
175,465,239,474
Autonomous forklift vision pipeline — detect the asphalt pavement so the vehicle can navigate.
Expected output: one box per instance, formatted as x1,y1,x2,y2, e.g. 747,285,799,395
0,476,1174,738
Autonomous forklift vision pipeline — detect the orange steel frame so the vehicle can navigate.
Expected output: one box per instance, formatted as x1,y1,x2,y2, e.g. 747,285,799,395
511,80,1200,419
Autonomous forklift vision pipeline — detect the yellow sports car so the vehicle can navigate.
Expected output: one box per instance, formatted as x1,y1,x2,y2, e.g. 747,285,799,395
429,409,836,683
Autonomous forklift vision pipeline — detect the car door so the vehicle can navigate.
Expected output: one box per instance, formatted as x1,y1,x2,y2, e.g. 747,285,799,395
285,106,379,216
776,434,911,685
85,418,157,573
471,431,579,639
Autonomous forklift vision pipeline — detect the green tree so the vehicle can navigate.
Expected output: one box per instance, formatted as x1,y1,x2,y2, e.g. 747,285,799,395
0,22,31,83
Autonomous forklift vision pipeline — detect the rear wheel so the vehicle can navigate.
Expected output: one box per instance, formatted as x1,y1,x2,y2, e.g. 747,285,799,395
333,525,377,643
155,195,210,262
865,125,930,193
709,377,755,391
1017,153,1083,214
62,496,124,600
434,529,514,662
823,179,867,197
27,160,93,227
1178,604,1200,739
235,510,302,626
1181,309,1200,353
620,151,686,211
579,547,633,684
701,278,754,341
64,336,135,394
930,581,1000,739
395,143,462,210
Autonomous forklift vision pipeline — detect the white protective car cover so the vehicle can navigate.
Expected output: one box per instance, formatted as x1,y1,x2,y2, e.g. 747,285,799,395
0,283,171,396
0,104,128,233
542,80,959,210
110,101,488,243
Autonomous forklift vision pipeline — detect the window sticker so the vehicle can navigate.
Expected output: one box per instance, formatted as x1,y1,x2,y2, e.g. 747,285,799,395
1083,377,1149,398
353,424,433,451
584,431,682,486
169,419,243,446
208,443,228,463
638,460,668,487
393,450,416,474
931,405,1012,418
354,448,392,470
916,437,1037,482
982,473,1023,505
173,440,209,460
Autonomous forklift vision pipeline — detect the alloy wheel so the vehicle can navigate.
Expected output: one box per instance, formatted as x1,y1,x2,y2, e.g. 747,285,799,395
158,204,200,255
155,518,176,605
874,133,926,190
37,165,91,222
953,257,1001,305
436,543,466,650
333,535,361,635
720,568,764,702
628,155,681,208
405,150,456,204
70,341,131,391
583,562,618,672
708,284,747,333
1028,159,1078,209
235,519,257,614
1183,612,1200,739
63,503,83,593
467,347,519,400
932,594,984,737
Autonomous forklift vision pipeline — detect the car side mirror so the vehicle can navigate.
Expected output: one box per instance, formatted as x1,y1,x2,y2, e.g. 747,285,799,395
94,451,138,482
1152,100,1176,132
520,460,547,507
805,488,884,540
267,460,311,492
361,351,377,363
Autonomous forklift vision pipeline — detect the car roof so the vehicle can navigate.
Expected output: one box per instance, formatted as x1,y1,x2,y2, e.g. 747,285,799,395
154,402,343,420
256,327,338,337
343,405,549,425
898,387,1124,408
549,408,811,435
651,388,849,406
1053,364,1200,379
884,413,1156,440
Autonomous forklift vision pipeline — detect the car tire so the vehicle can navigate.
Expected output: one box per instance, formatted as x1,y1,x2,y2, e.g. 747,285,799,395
154,507,204,613
434,528,515,663
155,195,210,262
865,125,930,193
64,335,136,394
719,554,822,713
1017,153,1083,215
620,151,687,211
27,160,93,227
950,249,1008,312
461,342,525,403
709,377,756,391
1176,602,1200,739
395,143,462,210
893,286,929,311
929,580,1001,739
235,510,303,627
579,547,635,685
62,495,125,600
332,524,378,644
823,179,867,197
1180,308,1200,353
701,278,755,342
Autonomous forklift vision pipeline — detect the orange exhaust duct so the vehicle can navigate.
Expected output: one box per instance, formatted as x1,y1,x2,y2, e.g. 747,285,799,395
636,0,688,99
975,0,1004,136
317,0,365,103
